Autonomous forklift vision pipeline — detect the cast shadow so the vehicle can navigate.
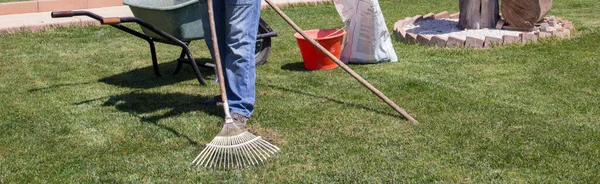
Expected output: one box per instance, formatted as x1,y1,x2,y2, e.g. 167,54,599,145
28,82,95,92
265,84,407,120
406,19,463,35
280,62,310,72
76,91,222,146
99,58,216,89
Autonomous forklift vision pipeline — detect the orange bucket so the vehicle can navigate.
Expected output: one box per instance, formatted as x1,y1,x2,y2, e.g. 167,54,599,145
294,29,346,70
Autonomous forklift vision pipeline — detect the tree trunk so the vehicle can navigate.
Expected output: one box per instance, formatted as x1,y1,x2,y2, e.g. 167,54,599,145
458,0,499,29
501,0,552,29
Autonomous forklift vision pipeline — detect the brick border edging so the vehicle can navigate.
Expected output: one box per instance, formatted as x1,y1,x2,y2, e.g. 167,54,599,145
393,11,575,48
0,0,124,15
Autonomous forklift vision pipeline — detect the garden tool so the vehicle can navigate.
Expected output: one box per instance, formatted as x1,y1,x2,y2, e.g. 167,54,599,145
264,0,418,124
191,0,280,170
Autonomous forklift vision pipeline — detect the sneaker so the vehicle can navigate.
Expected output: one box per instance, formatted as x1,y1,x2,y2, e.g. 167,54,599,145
201,95,223,106
231,113,248,129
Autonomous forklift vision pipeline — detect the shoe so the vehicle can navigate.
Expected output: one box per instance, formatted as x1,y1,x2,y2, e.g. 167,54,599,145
201,95,223,106
231,113,248,129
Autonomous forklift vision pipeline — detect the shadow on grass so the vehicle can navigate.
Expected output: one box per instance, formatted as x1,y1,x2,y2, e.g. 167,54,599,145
28,82,95,92
280,62,310,72
76,91,222,146
266,84,409,120
99,58,215,89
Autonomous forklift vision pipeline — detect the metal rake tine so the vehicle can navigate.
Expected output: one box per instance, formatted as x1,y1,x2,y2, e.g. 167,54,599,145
240,143,255,167
253,140,271,160
262,139,281,153
255,139,275,154
192,146,209,166
218,141,224,170
260,138,281,151
248,141,267,163
242,143,259,166
225,143,230,170
233,147,240,169
256,140,277,155
194,146,213,167
233,137,244,169
199,145,217,168
208,147,220,168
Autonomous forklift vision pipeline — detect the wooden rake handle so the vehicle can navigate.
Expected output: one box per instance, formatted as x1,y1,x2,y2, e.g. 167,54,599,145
206,0,228,104
264,0,418,124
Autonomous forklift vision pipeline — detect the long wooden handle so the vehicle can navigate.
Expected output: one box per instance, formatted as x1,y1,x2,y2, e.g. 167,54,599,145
264,0,418,124
207,0,228,103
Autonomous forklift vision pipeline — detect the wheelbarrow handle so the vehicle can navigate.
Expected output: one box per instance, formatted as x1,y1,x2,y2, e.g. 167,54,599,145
101,17,122,25
51,11,74,18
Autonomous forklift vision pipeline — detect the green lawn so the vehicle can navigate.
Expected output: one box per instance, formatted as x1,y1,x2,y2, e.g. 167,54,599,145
1,0,599,182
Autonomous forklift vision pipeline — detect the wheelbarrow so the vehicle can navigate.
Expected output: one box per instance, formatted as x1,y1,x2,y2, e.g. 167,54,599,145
51,0,277,86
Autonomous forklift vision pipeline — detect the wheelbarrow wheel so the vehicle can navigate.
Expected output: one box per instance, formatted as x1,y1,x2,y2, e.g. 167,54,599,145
254,18,272,66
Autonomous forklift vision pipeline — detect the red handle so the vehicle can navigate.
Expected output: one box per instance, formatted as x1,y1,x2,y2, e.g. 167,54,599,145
101,17,121,25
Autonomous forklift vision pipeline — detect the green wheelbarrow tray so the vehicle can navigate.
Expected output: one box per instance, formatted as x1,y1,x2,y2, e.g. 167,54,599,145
124,0,206,42
50,0,277,86
124,0,277,66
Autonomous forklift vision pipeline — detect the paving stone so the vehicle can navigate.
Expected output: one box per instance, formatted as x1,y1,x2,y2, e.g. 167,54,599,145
88,0,124,8
394,20,405,30
393,20,407,42
553,29,570,38
39,0,88,12
465,36,484,48
446,36,465,47
416,34,431,45
405,32,418,44
520,33,538,44
393,20,405,41
0,1,38,15
562,29,571,38
563,22,574,30
484,36,503,47
449,12,460,19
423,13,435,20
434,11,450,19
539,22,550,31
551,30,563,37
403,17,413,25
537,31,552,39
503,35,520,45
412,15,423,23
429,36,447,47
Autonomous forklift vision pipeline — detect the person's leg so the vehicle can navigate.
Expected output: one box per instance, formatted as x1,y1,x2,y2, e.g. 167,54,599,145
223,0,261,118
200,0,228,68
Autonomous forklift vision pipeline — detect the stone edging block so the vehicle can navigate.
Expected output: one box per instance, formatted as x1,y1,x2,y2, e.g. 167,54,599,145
0,0,125,16
392,10,576,48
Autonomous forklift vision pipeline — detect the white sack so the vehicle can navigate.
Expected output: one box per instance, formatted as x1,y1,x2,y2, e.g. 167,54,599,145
333,0,398,64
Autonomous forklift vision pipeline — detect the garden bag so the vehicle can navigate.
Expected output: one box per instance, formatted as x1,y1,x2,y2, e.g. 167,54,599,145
333,0,398,64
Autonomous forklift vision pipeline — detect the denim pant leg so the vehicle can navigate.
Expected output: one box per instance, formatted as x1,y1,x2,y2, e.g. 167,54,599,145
201,0,260,118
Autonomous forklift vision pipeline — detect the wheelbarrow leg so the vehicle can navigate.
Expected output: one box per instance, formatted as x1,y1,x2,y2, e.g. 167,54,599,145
149,40,183,77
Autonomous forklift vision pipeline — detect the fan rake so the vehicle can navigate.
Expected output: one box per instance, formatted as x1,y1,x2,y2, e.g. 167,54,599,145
191,0,280,170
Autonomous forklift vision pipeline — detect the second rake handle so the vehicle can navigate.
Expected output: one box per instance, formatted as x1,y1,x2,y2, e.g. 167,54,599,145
264,0,418,124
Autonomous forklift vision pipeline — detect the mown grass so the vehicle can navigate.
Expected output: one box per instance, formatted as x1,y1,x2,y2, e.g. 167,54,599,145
1,0,599,182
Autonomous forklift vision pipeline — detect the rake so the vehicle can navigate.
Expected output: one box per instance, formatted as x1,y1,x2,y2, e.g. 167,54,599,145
264,0,418,124
191,0,280,169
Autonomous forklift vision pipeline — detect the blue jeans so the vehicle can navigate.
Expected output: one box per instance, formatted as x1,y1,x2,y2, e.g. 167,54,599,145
200,0,260,118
